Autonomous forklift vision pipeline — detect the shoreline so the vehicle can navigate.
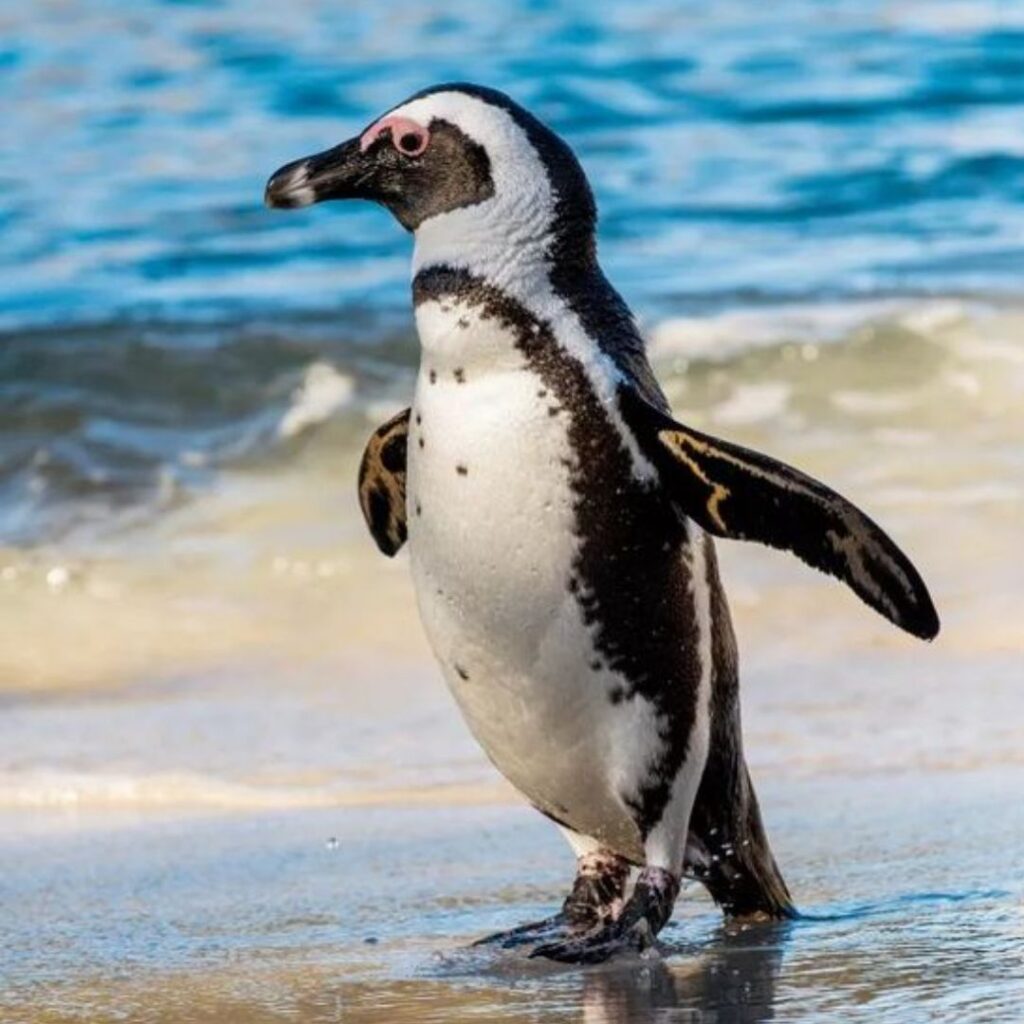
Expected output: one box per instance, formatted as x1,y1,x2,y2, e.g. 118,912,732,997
3,766,1023,1024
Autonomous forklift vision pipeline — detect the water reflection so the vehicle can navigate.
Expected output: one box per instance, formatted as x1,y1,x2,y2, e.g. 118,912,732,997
449,919,794,1024
579,922,792,1024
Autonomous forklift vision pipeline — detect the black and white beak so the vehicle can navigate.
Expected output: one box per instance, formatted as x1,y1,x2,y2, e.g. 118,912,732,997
265,137,372,209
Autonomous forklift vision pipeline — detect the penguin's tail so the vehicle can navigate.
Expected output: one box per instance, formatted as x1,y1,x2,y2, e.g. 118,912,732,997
685,757,795,920
688,540,795,920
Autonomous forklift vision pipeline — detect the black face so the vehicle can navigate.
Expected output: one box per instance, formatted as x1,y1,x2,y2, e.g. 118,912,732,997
265,119,494,231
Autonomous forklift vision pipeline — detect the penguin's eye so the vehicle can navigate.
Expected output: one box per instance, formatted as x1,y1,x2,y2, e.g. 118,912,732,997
360,115,431,158
394,127,429,157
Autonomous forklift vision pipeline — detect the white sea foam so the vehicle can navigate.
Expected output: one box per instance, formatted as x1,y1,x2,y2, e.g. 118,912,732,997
0,770,334,810
648,300,909,362
889,1,1024,35
711,382,791,426
0,770,512,811
647,299,988,364
278,362,355,439
832,390,917,415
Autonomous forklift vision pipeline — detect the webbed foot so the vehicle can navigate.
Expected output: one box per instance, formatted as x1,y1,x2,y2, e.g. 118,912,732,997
474,849,632,951
474,912,571,949
529,917,654,964
529,866,679,965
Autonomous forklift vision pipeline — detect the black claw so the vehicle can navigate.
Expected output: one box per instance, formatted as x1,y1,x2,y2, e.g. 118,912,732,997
529,922,649,965
474,912,569,949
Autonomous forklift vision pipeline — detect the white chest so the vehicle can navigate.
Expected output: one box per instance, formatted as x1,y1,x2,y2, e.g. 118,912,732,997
407,297,579,675
405,297,633,841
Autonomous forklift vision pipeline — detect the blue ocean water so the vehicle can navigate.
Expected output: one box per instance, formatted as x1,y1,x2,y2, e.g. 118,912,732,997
5,0,1024,326
1,0,1023,540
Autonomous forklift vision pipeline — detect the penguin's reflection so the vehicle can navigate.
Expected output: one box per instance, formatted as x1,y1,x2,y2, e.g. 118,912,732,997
580,920,792,1024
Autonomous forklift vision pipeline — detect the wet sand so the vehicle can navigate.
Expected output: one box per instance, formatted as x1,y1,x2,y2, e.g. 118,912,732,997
2,767,1023,1024
3,601,1023,1023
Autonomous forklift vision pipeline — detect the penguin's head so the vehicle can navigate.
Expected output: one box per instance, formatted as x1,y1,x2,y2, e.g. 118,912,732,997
265,83,597,270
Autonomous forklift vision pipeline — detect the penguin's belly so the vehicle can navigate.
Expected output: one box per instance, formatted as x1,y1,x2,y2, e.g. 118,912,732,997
406,355,640,856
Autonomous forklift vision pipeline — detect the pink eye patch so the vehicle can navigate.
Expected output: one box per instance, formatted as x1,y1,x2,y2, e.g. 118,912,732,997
359,115,430,157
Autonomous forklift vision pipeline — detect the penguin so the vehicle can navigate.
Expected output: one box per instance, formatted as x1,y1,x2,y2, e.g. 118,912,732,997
265,83,939,964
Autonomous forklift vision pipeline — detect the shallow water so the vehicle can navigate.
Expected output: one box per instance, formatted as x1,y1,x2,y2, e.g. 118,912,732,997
2,769,1023,1024
2,1,1024,1021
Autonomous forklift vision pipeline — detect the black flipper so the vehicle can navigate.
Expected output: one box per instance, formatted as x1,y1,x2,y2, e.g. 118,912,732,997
357,408,409,557
619,388,940,641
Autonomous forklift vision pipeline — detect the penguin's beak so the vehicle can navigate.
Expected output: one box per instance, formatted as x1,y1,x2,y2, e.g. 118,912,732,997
265,137,373,209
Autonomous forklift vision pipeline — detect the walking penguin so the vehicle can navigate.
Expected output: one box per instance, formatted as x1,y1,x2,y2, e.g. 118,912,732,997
265,83,939,964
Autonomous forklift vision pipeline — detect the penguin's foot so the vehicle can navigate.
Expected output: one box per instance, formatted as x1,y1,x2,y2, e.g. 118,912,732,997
528,917,651,964
561,849,632,928
475,849,632,950
473,911,572,949
529,866,679,965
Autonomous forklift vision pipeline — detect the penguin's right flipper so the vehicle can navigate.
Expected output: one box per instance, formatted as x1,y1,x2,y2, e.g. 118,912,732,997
357,407,409,556
620,389,939,641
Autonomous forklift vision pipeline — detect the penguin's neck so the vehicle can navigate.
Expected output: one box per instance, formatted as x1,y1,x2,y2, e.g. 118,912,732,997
412,271,528,378
411,258,658,482
411,253,629,390
412,203,555,297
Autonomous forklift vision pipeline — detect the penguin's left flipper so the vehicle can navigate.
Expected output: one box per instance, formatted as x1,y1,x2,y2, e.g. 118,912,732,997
621,389,939,641
357,407,410,556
